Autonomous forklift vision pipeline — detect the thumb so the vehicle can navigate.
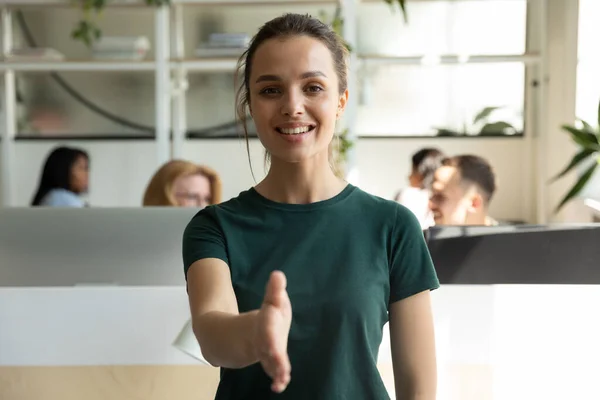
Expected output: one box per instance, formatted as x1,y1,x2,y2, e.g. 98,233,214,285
263,271,287,308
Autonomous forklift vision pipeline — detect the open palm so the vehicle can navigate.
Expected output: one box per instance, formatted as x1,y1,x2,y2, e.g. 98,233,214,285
255,271,292,393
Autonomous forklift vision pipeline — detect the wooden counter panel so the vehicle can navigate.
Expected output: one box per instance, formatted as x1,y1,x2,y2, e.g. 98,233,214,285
0,365,220,400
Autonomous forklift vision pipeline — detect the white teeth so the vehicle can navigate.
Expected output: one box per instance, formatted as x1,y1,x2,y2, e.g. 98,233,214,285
279,126,311,135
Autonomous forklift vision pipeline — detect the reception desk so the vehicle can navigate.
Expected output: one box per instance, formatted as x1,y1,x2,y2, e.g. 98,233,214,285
1,209,599,400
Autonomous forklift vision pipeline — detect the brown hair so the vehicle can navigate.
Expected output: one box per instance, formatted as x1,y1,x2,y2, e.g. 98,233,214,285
234,13,350,176
142,160,222,206
443,155,496,204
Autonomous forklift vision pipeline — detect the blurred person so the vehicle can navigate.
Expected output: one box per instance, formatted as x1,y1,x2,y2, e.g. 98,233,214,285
429,154,497,226
143,160,222,208
394,148,445,229
31,146,89,207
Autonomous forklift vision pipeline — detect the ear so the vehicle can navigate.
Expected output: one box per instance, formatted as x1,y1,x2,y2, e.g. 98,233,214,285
336,89,349,120
469,192,484,212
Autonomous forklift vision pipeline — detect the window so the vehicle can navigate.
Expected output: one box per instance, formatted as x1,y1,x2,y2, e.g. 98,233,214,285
356,0,528,137
355,63,525,136
576,0,600,200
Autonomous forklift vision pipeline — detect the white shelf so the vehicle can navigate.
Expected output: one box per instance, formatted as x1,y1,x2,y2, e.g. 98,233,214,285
0,0,337,6
359,53,542,66
174,0,337,4
0,59,242,72
172,58,238,72
0,0,149,7
0,60,156,72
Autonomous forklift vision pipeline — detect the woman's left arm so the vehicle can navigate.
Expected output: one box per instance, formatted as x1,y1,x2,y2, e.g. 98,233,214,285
389,290,437,400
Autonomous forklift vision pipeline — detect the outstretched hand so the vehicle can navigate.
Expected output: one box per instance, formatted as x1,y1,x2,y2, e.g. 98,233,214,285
255,271,292,393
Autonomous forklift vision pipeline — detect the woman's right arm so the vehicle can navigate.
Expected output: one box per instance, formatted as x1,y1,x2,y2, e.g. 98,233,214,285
187,257,259,368
187,260,292,392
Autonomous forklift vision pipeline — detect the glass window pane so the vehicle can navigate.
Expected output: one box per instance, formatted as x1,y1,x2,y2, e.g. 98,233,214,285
356,63,525,136
358,0,527,56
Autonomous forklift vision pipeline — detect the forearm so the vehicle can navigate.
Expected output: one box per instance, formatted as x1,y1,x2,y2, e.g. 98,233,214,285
192,310,259,369
394,369,437,400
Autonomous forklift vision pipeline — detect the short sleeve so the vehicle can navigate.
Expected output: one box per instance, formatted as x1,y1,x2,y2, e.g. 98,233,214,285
182,207,230,280
41,189,84,207
389,205,440,304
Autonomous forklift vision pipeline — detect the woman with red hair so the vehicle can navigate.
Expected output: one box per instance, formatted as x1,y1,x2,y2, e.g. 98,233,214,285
143,160,222,208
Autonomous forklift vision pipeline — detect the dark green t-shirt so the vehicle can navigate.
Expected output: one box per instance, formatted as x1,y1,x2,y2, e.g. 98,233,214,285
182,184,439,400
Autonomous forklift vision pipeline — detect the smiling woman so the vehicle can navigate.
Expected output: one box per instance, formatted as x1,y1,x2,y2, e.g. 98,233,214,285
182,13,439,400
236,15,349,174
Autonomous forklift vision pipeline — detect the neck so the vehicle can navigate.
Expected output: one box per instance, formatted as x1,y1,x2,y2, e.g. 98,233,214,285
255,153,346,204
465,211,489,226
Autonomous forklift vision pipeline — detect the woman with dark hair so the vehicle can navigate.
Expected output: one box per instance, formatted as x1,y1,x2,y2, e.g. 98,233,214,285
394,148,445,229
31,146,89,207
183,13,438,400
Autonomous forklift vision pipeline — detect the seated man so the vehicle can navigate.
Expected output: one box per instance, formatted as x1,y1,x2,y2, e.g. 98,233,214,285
429,155,497,226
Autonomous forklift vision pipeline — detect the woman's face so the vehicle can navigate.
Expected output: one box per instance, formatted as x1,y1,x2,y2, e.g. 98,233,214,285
248,35,347,165
70,155,89,193
172,174,212,208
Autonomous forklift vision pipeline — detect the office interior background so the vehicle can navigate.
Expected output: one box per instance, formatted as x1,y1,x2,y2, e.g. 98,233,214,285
1,0,599,399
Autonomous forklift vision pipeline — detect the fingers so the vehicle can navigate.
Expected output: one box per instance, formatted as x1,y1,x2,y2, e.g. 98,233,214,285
263,271,287,309
259,270,292,392
260,350,291,393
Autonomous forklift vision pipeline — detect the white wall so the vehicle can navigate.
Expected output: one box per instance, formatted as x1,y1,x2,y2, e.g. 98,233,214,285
2,136,528,221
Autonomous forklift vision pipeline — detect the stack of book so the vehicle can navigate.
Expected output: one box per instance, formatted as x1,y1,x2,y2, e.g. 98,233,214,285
91,36,151,61
195,33,250,58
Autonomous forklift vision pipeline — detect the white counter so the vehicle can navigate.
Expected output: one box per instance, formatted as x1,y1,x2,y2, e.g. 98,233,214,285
2,284,599,400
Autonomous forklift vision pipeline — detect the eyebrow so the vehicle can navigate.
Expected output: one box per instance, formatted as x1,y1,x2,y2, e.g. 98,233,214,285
255,70,327,83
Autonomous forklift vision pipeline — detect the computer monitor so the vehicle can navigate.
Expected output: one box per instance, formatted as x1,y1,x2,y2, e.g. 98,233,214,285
0,208,199,287
426,224,600,284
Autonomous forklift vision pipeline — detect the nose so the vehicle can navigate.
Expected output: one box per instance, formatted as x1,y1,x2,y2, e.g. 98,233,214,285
281,89,304,117
428,199,436,211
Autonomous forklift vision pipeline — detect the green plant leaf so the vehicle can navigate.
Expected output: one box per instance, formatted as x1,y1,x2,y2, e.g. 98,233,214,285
473,106,501,125
92,0,105,11
435,128,460,137
549,148,596,183
382,0,408,23
146,0,171,5
562,125,600,149
578,118,595,133
555,161,598,213
479,121,515,135
397,0,408,23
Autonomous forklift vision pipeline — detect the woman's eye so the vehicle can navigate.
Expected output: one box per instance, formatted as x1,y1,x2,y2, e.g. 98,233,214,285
306,85,323,93
259,87,279,95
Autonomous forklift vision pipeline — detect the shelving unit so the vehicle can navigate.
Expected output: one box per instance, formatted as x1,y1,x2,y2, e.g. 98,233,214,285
0,0,548,213
0,60,156,71
0,0,341,206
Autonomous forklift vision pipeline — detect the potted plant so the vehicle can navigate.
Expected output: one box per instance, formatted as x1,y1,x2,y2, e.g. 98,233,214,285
551,99,600,212
332,128,354,178
72,0,170,47
435,106,520,137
